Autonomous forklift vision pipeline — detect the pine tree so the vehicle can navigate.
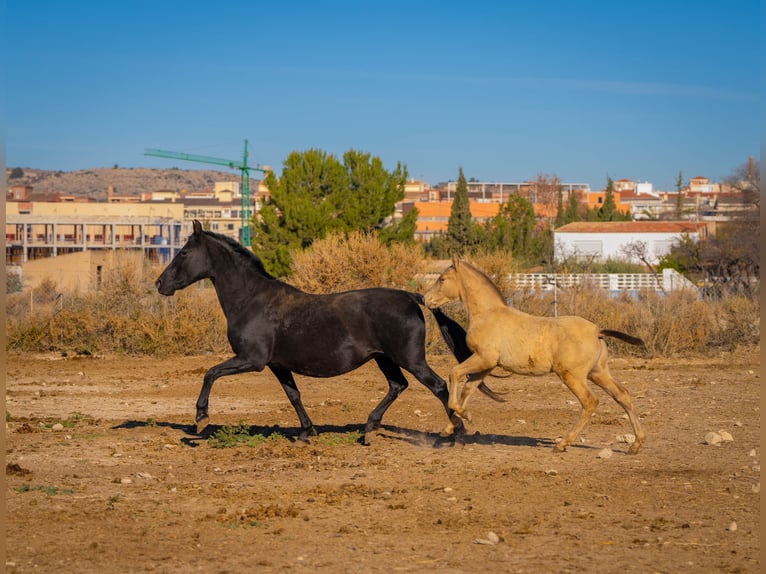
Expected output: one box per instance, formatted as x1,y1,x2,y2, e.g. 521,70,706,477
599,176,617,221
445,167,475,254
675,170,684,219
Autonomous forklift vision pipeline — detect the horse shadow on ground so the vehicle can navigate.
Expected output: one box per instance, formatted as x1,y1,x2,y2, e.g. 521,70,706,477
113,419,597,451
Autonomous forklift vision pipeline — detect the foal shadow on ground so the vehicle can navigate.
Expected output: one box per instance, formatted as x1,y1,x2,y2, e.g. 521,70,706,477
114,419,588,451
374,425,558,449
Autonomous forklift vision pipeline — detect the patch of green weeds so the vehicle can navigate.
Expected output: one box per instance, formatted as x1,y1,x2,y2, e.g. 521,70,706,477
208,422,286,449
15,484,74,496
314,431,363,446
226,520,266,529
42,412,93,429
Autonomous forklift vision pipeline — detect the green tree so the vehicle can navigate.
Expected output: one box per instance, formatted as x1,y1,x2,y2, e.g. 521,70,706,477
9,167,24,179
599,176,618,221
675,170,684,219
445,167,475,254
555,187,581,226
564,189,581,223
484,195,536,255
251,149,410,276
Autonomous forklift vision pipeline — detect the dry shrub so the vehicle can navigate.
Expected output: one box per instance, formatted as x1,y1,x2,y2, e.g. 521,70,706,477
290,231,423,293
5,250,759,358
6,256,228,356
464,250,518,294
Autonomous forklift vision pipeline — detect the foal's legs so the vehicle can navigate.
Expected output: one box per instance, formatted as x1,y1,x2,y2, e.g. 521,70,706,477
554,370,600,452
196,355,258,433
441,353,498,436
455,370,494,421
587,349,645,454
269,366,317,442
399,358,466,441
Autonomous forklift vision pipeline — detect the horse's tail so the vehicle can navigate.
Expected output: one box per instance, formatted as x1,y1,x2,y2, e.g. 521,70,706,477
600,329,646,347
409,292,506,403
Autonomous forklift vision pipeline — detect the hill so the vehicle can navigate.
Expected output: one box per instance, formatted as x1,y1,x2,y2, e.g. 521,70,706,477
5,166,250,200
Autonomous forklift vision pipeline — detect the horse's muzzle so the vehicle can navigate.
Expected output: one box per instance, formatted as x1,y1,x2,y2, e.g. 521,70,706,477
156,278,174,296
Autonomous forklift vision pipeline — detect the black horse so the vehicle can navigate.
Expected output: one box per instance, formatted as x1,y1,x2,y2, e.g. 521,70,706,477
156,220,501,444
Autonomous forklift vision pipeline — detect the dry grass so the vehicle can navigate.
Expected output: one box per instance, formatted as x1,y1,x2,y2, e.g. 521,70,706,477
5,244,759,358
289,231,423,293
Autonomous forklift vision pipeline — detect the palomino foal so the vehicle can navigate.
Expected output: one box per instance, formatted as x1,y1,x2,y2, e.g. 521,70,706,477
424,258,646,454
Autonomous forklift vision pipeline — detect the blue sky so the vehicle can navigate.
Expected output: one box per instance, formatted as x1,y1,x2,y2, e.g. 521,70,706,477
6,1,760,191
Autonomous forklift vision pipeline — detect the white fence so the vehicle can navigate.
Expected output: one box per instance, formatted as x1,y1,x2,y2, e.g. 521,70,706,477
421,268,697,295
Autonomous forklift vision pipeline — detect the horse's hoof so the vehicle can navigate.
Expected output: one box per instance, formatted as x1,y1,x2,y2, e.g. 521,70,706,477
196,418,209,434
627,443,642,455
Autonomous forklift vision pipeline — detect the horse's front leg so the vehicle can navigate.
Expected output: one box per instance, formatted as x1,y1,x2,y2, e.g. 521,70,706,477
447,355,498,417
269,366,317,443
196,356,258,433
456,370,495,422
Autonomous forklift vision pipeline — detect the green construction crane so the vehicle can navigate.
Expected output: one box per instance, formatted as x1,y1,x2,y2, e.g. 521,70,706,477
145,140,267,245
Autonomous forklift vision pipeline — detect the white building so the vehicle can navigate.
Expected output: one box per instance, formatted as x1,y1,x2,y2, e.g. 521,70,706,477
554,221,709,265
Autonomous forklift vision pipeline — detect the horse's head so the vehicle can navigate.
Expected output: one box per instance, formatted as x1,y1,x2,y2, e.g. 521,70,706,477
156,220,212,296
424,256,462,308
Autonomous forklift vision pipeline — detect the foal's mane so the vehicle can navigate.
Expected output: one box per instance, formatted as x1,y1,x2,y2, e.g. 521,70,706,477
459,261,505,302
204,230,277,280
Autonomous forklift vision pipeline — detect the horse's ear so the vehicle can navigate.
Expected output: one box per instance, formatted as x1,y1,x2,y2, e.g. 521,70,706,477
193,219,202,235
451,254,460,269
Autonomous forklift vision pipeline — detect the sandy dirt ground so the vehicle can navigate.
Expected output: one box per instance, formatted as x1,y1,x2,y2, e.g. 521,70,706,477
5,347,761,573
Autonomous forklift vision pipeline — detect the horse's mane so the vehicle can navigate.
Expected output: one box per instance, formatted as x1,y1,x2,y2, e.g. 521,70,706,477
460,261,505,302
204,230,277,280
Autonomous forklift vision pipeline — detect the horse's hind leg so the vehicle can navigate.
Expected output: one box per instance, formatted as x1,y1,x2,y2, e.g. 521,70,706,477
269,366,317,443
588,351,645,454
366,357,410,445
555,371,599,452
401,360,466,441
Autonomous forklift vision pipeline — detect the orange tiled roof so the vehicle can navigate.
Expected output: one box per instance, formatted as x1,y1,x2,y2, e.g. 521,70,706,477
555,221,707,233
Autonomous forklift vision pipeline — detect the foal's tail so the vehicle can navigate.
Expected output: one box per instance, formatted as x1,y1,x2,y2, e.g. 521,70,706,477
409,292,506,403
600,329,646,347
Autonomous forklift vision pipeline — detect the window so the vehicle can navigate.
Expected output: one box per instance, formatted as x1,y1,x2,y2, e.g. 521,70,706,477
573,240,603,256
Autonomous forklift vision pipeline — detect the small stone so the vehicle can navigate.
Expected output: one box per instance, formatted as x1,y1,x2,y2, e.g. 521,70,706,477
544,469,558,476
51,423,64,431
120,477,132,484
718,430,733,442
443,487,453,493
597,448,613,459
704,432,722,446
749,449,756,457
726,521,737,532
486,531,500,544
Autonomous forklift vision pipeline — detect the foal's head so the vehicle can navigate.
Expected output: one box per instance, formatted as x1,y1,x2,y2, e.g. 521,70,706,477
424,257,463,308
424,257,505,309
